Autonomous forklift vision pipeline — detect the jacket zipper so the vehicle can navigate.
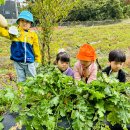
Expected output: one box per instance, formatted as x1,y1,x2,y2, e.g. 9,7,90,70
24,32,27,63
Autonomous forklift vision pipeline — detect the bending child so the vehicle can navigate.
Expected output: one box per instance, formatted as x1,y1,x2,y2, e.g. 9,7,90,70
54,50,74,78
73,43,97,83
102,50,126,82
0,11,41,82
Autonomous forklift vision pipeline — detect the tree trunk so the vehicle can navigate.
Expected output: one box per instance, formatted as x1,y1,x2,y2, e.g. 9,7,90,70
41,41,45,65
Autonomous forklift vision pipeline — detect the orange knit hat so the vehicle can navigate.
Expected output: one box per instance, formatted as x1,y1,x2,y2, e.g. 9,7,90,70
77,44,96,61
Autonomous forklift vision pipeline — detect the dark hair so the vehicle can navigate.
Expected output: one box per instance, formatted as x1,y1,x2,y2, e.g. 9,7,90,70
109,50,126,62
54,52,70,65
17,19,33,27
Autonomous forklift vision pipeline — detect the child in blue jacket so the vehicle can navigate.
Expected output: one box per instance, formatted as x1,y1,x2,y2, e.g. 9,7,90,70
0,11,41,82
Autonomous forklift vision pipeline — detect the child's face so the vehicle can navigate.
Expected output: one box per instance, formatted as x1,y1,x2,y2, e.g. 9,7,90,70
19,19,31,30
80,60,92,69
57,60,69,72
110,61,124,72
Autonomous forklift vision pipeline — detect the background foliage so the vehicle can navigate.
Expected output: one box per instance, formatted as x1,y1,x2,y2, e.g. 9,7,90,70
23,0,130,22
0,0,5,5
65,0,130,21
22,0,79,64
20,0,130,63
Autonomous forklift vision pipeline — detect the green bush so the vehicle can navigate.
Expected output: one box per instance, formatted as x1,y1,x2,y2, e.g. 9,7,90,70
65,0,130,21
7,65,130,130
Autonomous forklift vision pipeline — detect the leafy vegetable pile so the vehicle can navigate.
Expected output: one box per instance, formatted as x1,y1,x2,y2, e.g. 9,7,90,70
1,65,130,130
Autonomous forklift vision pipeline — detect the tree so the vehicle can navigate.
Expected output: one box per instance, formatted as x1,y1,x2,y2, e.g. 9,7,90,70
25,0,79,65
65,0,129,21
0,0,5,5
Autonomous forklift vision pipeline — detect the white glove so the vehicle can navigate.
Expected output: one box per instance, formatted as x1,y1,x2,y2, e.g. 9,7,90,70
9,26,19,36
0,14,8,28
34,62,39,68
58,48,65,53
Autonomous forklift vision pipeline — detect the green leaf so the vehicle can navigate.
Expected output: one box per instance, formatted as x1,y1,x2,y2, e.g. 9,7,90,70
50,96,59,106
0,0,5,5
79,114,85,121
89,90,105,100
0,116,3,121
0,123,4,130
71,110,80,119
4,91,14,100
107,112,120,126
86,120,93,127
46,116,55,130
47,108,52,115
95,101,105,117
59,108,66,117
104,86,111,96
72,119,85,130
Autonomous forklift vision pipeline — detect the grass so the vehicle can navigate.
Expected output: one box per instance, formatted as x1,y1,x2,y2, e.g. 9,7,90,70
0,37,13,73
0,37,16,87
50,22,130,72
1,20,130,83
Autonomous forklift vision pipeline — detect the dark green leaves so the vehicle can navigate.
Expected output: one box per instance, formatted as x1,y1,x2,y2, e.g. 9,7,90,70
1,65,130,129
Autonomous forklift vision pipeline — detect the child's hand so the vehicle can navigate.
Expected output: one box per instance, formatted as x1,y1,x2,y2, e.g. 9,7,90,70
0,14,8,28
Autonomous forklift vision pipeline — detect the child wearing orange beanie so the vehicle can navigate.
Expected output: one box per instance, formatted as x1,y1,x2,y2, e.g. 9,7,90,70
73,43,97,83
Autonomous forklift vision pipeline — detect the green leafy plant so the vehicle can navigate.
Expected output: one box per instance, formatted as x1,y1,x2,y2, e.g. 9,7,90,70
0,116,4,130
0,0,5,5
0,86,18,130
0,87,16,115
8,65,130,130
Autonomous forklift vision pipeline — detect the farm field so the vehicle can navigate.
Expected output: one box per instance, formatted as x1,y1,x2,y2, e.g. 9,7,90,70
1,20,130,86
1,20,130,130
51,20,130,79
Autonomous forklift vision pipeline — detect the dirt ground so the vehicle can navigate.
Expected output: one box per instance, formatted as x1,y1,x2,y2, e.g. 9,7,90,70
0,56,130,89
0,56,16,88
